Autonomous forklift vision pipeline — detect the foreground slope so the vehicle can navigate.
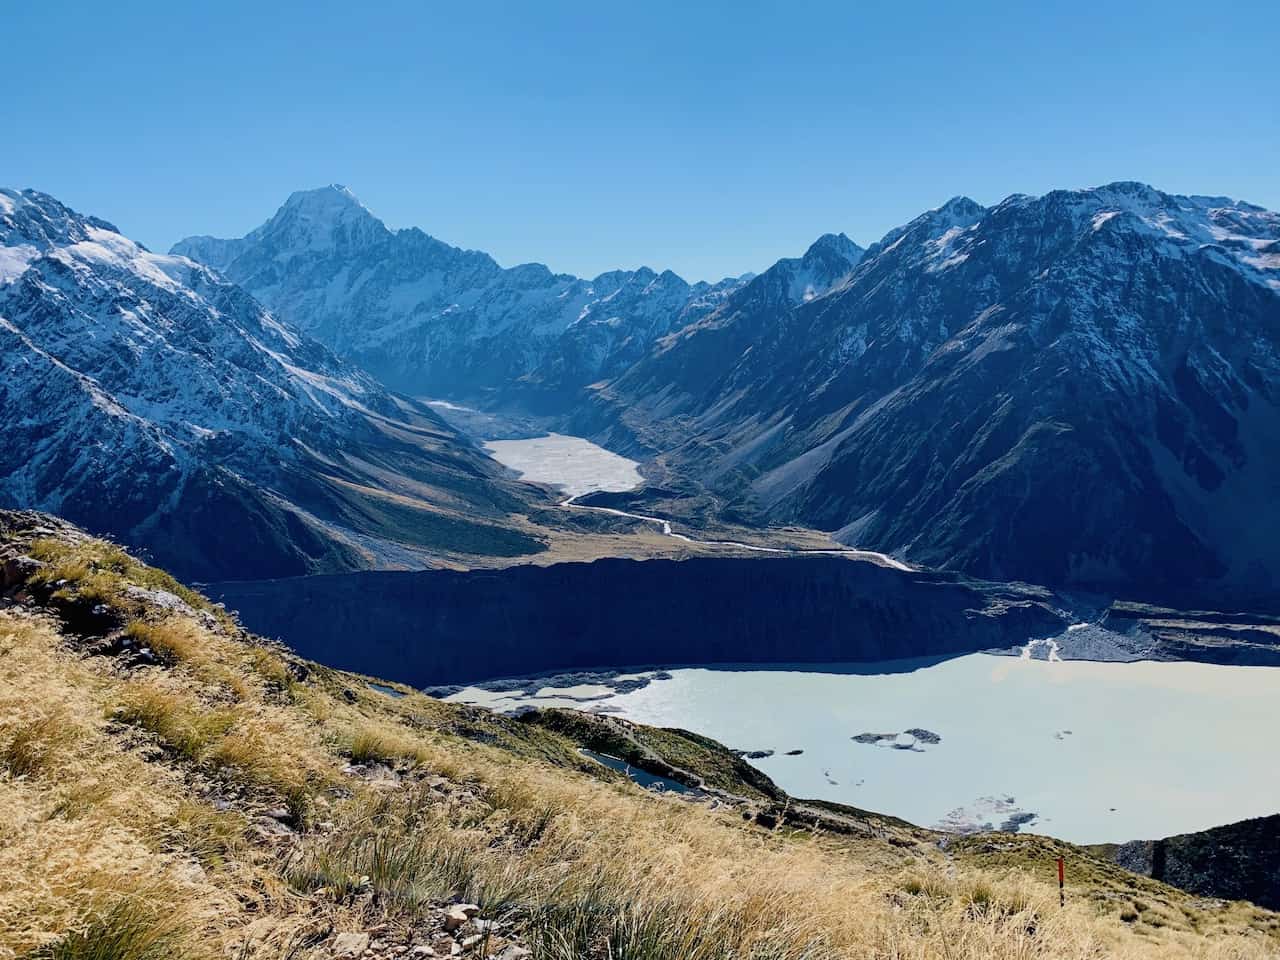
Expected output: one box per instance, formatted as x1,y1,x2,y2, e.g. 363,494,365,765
2,509,1278,960
0,188,552,581
172,186,750,407
581,183,1280,604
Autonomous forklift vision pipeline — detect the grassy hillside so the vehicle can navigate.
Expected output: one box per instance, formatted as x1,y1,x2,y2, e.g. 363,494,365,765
1,510,1277,960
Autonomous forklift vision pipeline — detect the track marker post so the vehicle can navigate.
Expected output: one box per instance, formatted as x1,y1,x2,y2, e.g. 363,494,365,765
1057,856,1065,907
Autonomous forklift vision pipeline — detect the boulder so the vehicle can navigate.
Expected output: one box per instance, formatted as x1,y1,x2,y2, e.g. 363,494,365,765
1,553,43,589
443,904,480,931
330,932,370,958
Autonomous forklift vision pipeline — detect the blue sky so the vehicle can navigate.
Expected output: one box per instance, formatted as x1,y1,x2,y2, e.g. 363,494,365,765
5,1,1277,281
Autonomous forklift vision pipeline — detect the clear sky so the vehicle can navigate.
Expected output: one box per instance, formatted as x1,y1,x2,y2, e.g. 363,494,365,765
5,1,1277,281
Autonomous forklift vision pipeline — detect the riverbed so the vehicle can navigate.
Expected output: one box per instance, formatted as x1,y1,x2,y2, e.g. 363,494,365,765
447,653,1280,844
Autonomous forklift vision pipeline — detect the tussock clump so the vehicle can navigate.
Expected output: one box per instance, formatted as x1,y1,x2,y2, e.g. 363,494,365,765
123,620,201,667
1,711,80,779
26,897,193,960
247,648,294,689
113,683,236,763
346,726,431,768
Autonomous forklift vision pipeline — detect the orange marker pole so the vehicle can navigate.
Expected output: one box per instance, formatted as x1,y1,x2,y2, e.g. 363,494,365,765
1057,856,1065,907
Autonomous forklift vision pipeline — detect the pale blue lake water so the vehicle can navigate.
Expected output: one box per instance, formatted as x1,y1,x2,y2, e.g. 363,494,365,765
452,654,1280,843
483,433,642,498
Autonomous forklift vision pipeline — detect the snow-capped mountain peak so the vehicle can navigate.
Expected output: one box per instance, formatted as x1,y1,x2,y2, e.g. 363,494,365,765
172,188,754,400
584,181,1280,604
746,231,867,304
283,182,364,211
1,187,121,254
935,195,986,220
248,183,388,255
985,181,1280,290
803,232,862,263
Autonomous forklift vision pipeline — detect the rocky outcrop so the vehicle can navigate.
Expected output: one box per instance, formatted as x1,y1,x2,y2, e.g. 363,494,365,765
212,555,1067,686
1103,815,1280,910
1103,602,1280,665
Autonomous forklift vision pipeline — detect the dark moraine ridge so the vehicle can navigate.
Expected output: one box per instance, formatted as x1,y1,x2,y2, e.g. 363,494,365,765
1098,815,1280,910
212,555,1067,686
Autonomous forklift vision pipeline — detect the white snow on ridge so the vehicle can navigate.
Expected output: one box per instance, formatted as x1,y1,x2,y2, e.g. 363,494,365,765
0,188,412,518
924,224,976,272
1091,211,1119,231
0,244,37,284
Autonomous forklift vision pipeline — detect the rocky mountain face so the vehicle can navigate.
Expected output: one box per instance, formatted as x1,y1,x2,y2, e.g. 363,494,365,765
0,188,549,582
173,186,750,409
1103,815,1280,910
577,183,1280,605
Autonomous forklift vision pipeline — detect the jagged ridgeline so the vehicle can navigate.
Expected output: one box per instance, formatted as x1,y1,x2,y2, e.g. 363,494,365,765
3,509,1279,959
570,184,1280,606
0,188,556,582
171,185,762,410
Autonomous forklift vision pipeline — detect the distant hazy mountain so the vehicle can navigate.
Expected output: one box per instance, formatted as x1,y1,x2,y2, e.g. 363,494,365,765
578,183,1280,604
0,188,548,581
173,186,751,408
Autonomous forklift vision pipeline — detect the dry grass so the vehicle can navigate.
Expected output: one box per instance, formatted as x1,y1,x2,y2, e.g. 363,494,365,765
25,538,218,619
122,620,200,667
346,726,432,767
1,712,80,779
0,616,234,959
2,528,1278,960
25,896,190,960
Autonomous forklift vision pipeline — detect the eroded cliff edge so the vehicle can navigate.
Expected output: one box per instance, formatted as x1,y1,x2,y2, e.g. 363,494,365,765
213,556,1068,686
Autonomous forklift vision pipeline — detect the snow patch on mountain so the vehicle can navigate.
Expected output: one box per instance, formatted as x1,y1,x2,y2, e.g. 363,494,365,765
0,243,36,283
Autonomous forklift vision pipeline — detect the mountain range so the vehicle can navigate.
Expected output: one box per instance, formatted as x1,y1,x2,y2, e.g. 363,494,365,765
172,186,754,410
572,183,1280,603
8,180,1280,604
0,188,551,582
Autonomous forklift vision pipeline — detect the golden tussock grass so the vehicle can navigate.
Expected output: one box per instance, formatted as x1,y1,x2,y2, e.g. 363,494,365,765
0,616,234,959
25,538,221,621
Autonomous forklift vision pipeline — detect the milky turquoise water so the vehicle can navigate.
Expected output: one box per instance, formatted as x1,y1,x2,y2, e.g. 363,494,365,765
452,655,1280,843
483,433,642,497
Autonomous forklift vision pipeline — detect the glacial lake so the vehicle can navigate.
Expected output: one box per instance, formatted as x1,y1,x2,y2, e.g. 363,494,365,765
482,433,642,498
449,654,1280,844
